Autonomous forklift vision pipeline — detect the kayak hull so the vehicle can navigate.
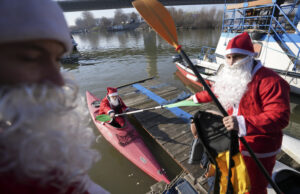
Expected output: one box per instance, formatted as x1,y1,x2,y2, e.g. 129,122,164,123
86,91,170,184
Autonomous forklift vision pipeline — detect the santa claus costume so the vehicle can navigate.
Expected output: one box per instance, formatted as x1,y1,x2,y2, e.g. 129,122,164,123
99,87,129,128
192,32,290,194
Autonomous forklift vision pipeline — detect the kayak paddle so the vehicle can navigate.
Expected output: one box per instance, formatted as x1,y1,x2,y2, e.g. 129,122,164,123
132,0,282,193
95,99,201,122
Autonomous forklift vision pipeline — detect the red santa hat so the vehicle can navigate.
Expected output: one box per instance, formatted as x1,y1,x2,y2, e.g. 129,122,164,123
107,87,118,97
225,32,256,57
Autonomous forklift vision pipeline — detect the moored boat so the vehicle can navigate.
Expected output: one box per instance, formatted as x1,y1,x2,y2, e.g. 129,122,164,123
267,134,300,194
173,54,216,89
174,0,300,95
86,91,170,184
61,35,80,64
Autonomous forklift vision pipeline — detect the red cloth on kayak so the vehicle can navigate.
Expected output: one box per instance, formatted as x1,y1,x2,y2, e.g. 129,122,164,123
98,96,128,127
194,66,290,192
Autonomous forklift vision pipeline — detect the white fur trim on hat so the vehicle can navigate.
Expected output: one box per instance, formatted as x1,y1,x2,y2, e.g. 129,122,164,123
108,92,118,97
225,48,255,56
0,0,72,54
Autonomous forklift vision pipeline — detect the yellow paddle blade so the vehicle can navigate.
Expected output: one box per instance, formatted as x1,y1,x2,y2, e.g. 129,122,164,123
132,0,178,48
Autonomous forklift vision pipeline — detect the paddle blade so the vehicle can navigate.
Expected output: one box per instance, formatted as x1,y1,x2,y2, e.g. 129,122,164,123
132,0,178,48
95,114,111,122
163,100,202,108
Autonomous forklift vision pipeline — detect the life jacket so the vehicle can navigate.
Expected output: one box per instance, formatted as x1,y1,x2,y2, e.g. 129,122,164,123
193,110,251,194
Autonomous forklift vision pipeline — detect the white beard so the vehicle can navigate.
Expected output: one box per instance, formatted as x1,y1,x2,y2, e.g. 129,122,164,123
213,56,254,110
110,97,119,107
0,75,99,192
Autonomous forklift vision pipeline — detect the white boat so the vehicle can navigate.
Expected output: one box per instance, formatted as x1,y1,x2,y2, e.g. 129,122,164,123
268,134,300,194
173,0,300,95
61,35,80,64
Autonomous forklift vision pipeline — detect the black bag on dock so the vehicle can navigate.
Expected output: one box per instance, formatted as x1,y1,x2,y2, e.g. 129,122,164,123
193,111,238,158
193,110,239,194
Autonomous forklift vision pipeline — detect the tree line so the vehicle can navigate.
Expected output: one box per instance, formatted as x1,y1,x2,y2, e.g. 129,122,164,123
169,7,223,29
70,7,223,32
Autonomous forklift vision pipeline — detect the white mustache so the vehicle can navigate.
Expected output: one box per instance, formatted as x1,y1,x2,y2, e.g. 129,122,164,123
226,55,253,69
110,98,119,106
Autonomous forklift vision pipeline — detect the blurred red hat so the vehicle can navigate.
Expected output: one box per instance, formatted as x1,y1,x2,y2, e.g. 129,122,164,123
107,87,118,97
225,32,255,56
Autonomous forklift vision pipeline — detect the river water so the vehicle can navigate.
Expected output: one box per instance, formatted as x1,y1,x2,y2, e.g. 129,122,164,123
61,29,300,194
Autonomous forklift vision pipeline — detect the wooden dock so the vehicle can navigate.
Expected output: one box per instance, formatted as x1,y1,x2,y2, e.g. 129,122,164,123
117,78,218,193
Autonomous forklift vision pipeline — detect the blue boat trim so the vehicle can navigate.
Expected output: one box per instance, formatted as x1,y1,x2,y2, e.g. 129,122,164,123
132,84,192,122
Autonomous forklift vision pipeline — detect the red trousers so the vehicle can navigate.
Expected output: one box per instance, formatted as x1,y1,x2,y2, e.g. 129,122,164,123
243,155,276,194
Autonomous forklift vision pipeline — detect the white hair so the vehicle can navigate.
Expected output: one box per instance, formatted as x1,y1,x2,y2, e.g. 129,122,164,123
0,76,100,193
109,97,119,107
214,56,254,110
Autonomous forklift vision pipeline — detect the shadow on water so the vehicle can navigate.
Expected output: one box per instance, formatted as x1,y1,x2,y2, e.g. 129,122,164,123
143,31,158,77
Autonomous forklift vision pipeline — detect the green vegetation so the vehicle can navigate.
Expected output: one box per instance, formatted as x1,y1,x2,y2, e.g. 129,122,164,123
70,7,223,33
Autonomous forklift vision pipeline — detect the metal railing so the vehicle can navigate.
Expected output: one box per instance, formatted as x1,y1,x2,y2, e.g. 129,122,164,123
221,1,300,71
198,46,216,62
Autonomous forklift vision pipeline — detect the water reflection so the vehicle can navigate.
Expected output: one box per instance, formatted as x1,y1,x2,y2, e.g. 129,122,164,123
77,32,101,49
143,31,158,77
177,29,221,55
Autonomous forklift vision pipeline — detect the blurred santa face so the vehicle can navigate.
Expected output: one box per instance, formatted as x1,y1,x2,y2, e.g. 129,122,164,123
0,79,99,192
110,95,119,106
0,40,65,86
0,52,99,191
225,53,248,66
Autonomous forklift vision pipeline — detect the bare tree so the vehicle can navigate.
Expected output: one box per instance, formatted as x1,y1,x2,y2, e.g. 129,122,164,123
113,9,128,25
99,17,112,30
74,11,96,30
129,12,138,22
82,11,96,28
75,18,84,28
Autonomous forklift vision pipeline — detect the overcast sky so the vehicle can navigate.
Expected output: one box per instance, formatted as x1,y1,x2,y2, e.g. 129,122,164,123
63,4,224,26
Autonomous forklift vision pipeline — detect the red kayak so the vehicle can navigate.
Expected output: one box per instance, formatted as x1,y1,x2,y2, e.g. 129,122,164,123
86,91,170,184
175,62,213,88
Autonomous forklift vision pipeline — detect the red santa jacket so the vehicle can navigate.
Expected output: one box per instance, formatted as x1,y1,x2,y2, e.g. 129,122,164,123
194,66,290,155
99,96,128,115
